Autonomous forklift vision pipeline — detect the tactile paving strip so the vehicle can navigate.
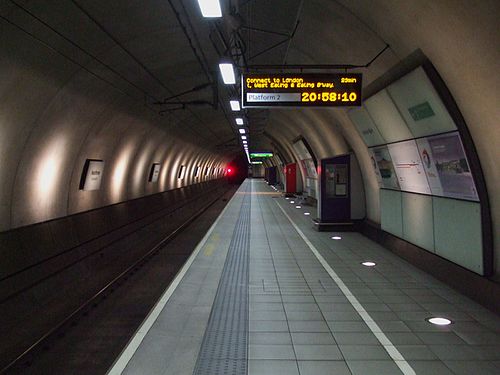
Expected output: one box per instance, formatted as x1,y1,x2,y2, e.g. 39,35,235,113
192,190,250,375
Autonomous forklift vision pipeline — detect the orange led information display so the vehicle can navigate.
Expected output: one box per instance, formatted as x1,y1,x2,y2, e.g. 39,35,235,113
242,73,362,107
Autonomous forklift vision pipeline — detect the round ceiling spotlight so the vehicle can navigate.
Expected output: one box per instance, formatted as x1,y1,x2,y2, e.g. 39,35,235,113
361,261,376,267
331,236,342,240
426,317,452,326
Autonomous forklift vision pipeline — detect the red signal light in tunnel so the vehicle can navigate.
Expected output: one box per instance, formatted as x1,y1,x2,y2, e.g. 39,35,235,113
227,167,233,175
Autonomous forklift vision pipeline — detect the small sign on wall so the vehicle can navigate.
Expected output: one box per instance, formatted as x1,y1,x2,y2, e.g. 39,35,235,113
149,163,161,182
79,159,105,191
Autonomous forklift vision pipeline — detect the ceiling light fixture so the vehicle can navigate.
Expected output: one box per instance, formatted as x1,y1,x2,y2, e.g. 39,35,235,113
241,135,247,140
235,118,244,125
230,100,240,111
361,261,376,267
197,0,222,18
238,128,246,134
219,62,236,84
331,236,342,240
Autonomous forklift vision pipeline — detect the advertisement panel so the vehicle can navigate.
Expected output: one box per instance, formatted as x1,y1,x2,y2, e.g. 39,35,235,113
388,140,431,194
418,132,478,201
370,146,400,190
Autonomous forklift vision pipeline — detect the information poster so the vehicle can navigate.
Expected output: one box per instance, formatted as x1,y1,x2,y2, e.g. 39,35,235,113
420,132,478,201
388,140,431,194
80,159,104,191
370,146,400,189
148,163,161,182
415,138,444,195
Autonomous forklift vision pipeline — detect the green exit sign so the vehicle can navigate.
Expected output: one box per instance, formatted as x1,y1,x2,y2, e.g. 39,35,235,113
250,152,273,158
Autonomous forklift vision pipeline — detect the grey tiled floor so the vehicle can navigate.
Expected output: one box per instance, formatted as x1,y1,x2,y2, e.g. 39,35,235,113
115,179,500,375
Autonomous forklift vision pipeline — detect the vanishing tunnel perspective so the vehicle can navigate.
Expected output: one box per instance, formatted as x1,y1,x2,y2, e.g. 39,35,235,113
0,0,499,374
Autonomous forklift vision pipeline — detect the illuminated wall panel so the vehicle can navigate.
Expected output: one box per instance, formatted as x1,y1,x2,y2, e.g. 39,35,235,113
387,67,457,138
380,189,403,238
433,197,483,274
348,107,385,146
364,89,413,143
401,192,434,252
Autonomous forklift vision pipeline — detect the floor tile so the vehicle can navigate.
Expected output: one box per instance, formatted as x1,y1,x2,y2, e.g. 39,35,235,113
249,344,295,360
286,311,324,321
394,345,438,360
346,360,402,375
297,360,352,375
249,320,289,332
332,333,380,345
249,310,287,321
290,332,336,345
339,345,391,360
407,360,455,374
415,332,467,345
249,332,292,345
288,321,330,332
248,359,299,375
249,302,284,311
328,321,371,332
284,303,320,312
294,344,343,360
445,360,500,375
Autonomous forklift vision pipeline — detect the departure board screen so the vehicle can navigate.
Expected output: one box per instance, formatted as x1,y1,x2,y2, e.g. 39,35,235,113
242,73,362,108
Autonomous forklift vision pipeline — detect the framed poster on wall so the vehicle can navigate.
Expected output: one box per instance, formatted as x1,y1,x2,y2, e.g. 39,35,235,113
370,146,400,190
79,159,105,191
148,163,161,182
388,140,431,194
417,132,478,201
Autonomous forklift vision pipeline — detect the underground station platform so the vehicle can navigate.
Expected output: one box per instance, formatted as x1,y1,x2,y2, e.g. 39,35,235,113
97,179,499,375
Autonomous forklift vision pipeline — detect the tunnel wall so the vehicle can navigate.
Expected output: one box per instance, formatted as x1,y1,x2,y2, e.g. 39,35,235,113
0,17,230,233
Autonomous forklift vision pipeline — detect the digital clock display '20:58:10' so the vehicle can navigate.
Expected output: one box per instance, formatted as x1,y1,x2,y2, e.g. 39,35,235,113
301,92,358,102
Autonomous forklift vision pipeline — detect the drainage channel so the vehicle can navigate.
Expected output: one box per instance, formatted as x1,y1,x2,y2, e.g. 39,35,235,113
192,187,251,375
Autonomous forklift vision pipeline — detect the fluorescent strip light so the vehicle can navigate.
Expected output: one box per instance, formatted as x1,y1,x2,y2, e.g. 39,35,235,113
241,136,247,140
242,141,247,144
238,128,246,134
197,0,222,18
235,118,244,125
230,100,240,111
219,63,235,84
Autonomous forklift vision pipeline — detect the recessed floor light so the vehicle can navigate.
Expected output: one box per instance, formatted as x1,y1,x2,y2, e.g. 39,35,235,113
295,206,301,209
361,261,376,267
426,317,452,326
331,236,342,240
304,212,310,216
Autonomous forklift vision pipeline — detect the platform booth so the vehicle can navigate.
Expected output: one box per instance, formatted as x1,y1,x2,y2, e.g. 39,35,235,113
315,155,352,231
283,163,297,196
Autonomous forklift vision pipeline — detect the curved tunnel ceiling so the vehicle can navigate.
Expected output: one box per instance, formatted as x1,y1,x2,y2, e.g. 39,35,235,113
0,0,499,270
